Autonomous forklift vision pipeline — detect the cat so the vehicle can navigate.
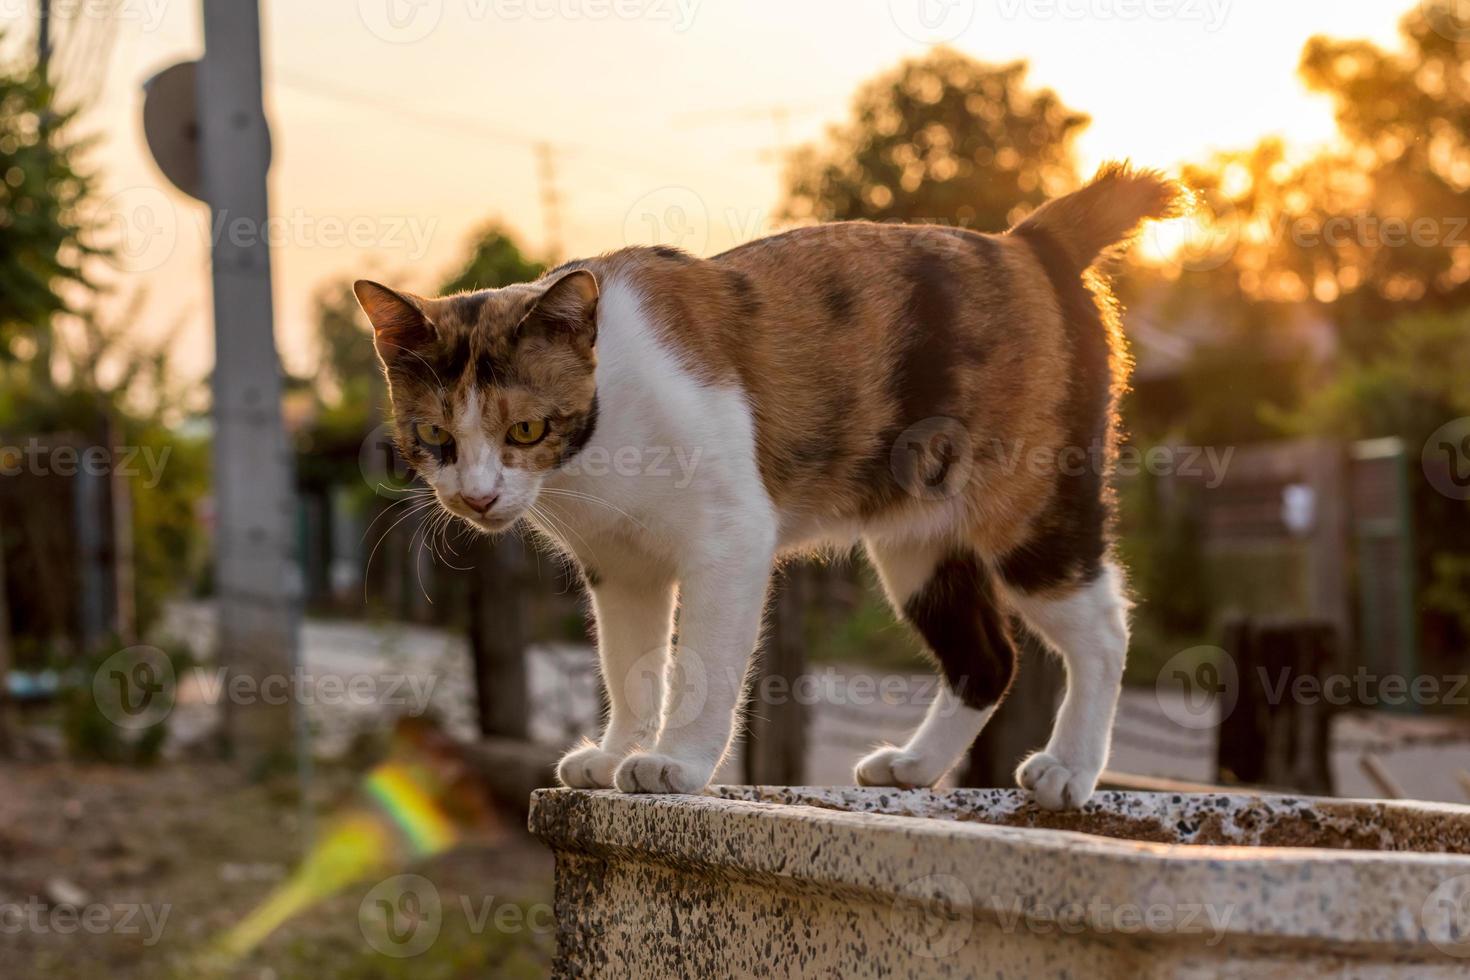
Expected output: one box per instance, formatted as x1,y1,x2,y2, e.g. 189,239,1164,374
354,163,1180,810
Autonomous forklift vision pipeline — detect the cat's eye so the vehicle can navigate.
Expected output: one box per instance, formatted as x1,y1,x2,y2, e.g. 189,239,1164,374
507,419,549,446
414,422,452,447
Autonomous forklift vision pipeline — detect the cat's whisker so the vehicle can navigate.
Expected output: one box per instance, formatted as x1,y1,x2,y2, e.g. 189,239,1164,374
360,491,435,545
536,487,652,534
529,502,593,556
409,511,434,605
363,498,438,603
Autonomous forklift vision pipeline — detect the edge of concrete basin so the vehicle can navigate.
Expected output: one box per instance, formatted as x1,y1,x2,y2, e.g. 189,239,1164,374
530,786,1470,978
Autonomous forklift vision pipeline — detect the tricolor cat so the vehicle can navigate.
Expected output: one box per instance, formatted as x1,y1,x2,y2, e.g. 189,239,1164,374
355,164,1179,809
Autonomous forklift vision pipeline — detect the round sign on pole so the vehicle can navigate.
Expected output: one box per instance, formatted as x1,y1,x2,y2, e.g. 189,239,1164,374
143,61,203,201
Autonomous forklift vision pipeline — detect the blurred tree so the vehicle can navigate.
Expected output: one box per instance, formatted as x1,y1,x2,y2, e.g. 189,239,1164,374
440,223,546,295
782,48,1087,229
779,49,1091,786
1162,3,1470,335
0,55,96,358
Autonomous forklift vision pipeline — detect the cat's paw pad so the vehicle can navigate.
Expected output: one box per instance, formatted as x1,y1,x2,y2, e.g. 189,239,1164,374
855,746,945,789
613,752,711,795
557,745,625,789
1017,751,1098,811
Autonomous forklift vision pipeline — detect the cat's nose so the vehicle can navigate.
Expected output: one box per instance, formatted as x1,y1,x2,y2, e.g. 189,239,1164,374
459,492,499,515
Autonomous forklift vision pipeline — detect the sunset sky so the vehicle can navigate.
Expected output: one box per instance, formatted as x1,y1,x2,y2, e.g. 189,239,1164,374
7,0,1414,380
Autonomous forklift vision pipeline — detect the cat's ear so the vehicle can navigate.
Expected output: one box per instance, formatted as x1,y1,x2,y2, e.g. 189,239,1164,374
517,269,599,346
354,280,433,366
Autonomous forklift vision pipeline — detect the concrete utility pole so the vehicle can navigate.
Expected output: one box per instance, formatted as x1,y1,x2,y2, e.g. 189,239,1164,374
198,0,300,770
37,0,51,67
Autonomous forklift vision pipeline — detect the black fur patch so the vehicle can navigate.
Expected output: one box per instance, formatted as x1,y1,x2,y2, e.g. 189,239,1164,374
821,273,857,323
998,225,1112,594
726,270,764,322
903,551,1017,709
856,248,961,514
449,292,488,329
651,245,694,262
558,393,599,465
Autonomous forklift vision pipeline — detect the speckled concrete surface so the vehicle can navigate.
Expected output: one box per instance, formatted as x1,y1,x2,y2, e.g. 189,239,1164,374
529,787,1470,978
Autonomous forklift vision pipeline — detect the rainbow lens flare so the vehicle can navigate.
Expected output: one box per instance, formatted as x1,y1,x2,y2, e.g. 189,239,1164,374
206,724,487,968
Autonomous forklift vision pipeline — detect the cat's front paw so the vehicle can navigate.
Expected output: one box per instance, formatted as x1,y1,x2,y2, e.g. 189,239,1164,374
854,746,947,789
1017,751,1099,811
613,752,712,795
557,745,624,789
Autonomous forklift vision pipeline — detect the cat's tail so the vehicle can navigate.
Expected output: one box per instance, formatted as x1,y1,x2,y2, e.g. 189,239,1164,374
1009,162,1183,271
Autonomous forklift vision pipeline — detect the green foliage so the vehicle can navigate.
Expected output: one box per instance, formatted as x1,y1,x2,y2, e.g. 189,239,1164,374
61,641,192,765
783,48,1085,228
0,53,97,356
1280,307,1470,655
439,224,546,295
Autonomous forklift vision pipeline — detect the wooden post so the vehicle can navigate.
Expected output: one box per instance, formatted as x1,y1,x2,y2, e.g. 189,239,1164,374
198,0,299,767
961,627,1062,787
468,537,529,739
743,564,807,786
0,511,13,754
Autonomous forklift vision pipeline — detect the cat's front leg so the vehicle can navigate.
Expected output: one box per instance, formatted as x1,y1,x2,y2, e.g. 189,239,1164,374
614,533,775,795
558,573,677,789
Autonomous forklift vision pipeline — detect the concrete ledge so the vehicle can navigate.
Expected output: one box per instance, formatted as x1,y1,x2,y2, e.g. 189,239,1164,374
530,786,1470,977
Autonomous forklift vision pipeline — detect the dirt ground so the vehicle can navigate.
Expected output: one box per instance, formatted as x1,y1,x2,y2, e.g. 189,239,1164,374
0,757,556,979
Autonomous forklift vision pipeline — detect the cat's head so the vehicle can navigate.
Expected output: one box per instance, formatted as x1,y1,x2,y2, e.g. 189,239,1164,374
354,269,599,533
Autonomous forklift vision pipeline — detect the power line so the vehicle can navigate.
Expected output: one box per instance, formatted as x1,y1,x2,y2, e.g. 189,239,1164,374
535,142,564,264
274,67,735,185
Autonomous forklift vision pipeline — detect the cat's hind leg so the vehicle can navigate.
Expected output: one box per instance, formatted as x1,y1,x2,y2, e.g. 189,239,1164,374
1006,561,1129,811
855,539,1017,789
